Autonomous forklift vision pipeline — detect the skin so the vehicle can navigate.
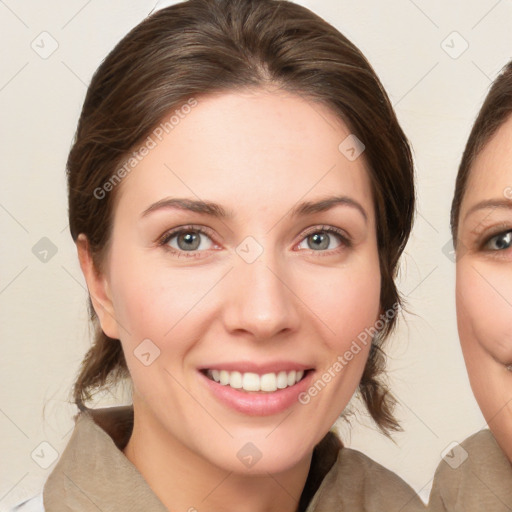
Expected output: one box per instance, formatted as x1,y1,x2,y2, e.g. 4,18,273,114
77,87,381,512
456,114,512,462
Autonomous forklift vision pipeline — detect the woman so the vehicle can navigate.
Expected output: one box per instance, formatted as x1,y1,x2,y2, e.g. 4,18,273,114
12,0,424,510
429,61,512,510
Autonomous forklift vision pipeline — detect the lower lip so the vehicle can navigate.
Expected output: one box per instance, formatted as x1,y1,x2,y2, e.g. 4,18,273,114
198,370,315,416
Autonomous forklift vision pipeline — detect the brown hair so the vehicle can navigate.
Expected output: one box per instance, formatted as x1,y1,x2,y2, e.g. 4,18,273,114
68,0,414,436
451,61,512,242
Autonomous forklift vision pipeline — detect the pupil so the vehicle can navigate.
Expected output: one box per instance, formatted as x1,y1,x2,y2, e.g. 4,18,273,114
310,232,328,250
179,232,199,250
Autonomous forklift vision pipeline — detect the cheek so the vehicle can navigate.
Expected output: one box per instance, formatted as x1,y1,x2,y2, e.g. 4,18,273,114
107,249,210,352
457,262,512,364
299,253,382,355
456,260,512,457
329,269,381,342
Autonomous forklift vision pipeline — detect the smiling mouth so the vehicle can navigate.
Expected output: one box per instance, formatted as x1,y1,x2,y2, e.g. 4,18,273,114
200,368,312,393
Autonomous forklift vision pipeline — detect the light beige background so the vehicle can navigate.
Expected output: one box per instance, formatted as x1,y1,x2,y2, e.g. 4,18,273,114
1,0,510,508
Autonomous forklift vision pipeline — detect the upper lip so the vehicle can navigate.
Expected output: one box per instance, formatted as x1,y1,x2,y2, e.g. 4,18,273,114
198,361,314,375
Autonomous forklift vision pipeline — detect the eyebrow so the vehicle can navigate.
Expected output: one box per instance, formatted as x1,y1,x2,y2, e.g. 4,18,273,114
140,195,368,222
463,198,512,221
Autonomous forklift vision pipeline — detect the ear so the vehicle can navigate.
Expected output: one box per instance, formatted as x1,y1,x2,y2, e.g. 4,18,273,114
76,234,120,340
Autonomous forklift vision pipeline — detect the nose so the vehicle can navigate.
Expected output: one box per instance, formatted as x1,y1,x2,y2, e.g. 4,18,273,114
221,250,301,341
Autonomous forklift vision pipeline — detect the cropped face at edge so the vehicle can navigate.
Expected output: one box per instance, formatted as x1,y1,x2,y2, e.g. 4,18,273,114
456,115,512,461
80,89,381,474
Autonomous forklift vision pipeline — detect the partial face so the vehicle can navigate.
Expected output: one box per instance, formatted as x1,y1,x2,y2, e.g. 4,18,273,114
97,88,381,474
456,115,512,460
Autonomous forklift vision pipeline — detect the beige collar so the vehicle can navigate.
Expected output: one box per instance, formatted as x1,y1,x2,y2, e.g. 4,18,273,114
42,405,341,511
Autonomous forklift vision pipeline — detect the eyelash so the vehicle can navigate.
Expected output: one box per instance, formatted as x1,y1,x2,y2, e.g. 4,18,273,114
157,224,352,259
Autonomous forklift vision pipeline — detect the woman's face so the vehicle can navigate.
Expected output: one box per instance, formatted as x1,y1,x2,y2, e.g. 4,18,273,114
88,88,381,474
456,114,512,460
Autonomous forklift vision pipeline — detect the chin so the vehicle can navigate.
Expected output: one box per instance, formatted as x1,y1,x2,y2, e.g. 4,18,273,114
208,438,310,476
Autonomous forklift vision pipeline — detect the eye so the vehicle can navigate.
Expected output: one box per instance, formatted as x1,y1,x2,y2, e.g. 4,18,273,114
483,230,512,251
157,224,351,259
296,225,351,253
158,225,217,258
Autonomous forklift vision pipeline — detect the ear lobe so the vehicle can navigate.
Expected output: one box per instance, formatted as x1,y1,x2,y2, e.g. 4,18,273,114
76,234,120,340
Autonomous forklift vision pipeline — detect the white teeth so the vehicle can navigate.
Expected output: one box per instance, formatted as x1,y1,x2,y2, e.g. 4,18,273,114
206,369,307,392
242,372,260,391
276,371,288,389
230,371,243,389
260,373,277,392
219,370,229,385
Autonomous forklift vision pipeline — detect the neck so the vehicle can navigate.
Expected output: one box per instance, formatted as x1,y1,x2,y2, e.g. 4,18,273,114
122,403,314,512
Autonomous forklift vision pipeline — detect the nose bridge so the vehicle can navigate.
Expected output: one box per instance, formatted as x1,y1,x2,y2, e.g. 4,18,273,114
223,240,300,339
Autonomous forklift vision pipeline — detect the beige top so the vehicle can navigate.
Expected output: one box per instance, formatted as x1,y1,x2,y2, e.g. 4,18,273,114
428,429,512,511
16,405,425,511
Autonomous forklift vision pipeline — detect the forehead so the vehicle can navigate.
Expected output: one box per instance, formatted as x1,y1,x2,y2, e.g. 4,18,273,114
115,88,374,218
462,115,512,208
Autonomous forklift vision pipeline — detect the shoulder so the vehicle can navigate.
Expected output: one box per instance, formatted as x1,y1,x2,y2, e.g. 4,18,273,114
308,446,425,511
429,429,512,511
8,493,44,512
460,428,503,454
338,447,425,499
433,428,511,480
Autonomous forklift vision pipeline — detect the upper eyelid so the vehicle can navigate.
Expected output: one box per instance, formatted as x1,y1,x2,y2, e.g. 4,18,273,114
298,224,350,240
481,226,512,240
470,221,511,238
